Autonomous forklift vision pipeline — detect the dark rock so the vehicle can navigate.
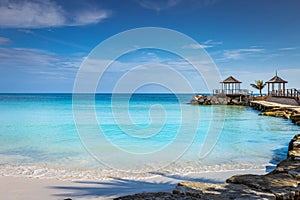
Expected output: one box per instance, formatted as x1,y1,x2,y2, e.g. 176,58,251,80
114,192,196,200
189,99,199,105
260,110,286,117
271,158,300,176
291,114,300,123
227,173,299,191
174,181,275,199
190,94,250,106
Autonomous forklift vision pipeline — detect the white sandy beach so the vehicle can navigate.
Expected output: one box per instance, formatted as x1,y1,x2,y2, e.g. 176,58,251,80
0,169,266,200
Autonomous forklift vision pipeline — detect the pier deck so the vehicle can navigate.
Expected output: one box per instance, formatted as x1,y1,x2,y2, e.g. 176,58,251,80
250,100,300,113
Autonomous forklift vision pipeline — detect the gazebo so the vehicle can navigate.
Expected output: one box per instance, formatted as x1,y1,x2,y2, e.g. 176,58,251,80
266,72,288,96
220,76,242,95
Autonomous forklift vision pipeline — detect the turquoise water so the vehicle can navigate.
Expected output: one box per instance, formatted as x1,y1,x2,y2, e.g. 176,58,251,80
0,94,299,179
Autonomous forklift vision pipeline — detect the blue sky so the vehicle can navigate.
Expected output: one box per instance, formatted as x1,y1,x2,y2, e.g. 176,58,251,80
0,0,299,93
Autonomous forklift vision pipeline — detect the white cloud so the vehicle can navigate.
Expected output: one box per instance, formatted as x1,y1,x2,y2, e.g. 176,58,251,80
72,10,110,26
82,52,215,78
221,48,265,60
18,29,34,34
0,37,11,45
136,0,218,12
0,0,110,28
83,58,120,73
137,0,181,12
182,44,210,49
182,40,222,49
203,39,222,45
278,47,297,51
0,48,56,67
0,47,81,77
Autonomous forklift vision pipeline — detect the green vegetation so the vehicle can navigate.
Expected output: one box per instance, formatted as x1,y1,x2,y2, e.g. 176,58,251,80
250,80,266,96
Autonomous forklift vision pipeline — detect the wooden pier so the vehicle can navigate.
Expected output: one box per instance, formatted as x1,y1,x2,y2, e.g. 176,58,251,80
250,100,300,113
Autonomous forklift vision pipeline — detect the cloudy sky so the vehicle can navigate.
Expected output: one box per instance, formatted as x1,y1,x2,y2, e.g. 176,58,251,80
0,0,299,93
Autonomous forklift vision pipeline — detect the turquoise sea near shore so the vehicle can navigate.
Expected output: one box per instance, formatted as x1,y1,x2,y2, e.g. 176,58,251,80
0,93,299,180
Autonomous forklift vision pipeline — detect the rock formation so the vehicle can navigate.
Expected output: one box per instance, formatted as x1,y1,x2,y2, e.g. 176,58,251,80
258,107,300,126
260,108,295,119
189,94,249,106
291,114,300,125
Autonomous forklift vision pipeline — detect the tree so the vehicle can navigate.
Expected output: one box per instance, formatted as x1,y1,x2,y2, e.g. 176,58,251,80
250,80,266,96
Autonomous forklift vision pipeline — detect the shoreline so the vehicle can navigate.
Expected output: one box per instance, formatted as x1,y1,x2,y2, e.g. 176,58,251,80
0,161,270,181
0,169,266,200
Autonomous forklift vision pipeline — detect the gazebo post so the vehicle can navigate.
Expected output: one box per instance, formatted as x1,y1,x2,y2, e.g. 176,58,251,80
279,83,282,96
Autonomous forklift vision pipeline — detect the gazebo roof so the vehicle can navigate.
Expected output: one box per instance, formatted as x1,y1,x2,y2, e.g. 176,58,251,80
221,76,242,83
266,75,288,83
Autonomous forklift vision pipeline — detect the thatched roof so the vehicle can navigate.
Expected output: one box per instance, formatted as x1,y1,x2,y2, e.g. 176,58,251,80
266,75,288,83
221,76,242,83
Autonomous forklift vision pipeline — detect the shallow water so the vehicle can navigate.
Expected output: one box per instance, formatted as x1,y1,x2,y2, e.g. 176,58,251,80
0,94,299,180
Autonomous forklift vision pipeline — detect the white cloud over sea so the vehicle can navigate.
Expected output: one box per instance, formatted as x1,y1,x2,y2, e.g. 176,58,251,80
136,0,218,12
220,48,265,61
182,40,222,49
0,0,111,28
0,37,11,45
0,47,80,78
136,0,181,12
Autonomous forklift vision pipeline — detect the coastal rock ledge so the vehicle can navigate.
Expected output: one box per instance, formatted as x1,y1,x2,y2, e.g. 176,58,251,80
115,134,300,200
189,94,250,106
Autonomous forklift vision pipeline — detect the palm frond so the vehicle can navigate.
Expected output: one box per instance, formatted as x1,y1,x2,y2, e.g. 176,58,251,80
250,84,259,89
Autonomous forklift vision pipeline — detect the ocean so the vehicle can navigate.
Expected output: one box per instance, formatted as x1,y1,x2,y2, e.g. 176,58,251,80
0,93,299,180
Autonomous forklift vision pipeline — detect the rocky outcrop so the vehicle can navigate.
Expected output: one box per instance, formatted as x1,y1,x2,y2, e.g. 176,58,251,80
227,134,300,199
250,99,300,126
115,134,300,200
260,108,296,119
114,192,194,200
291,114,300,124
227,174,299,199
258,107,300,126
173,181,275,199
190,95,227,105
189,94,249,106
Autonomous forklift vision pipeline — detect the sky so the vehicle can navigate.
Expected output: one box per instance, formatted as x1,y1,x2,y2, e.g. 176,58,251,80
0,0,299,93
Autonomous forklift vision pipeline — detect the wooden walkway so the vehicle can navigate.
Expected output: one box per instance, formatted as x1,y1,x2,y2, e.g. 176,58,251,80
250,100,300,113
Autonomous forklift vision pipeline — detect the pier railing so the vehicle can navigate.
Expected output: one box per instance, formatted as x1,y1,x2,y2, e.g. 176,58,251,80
213,89,252,96
270,88,300,100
